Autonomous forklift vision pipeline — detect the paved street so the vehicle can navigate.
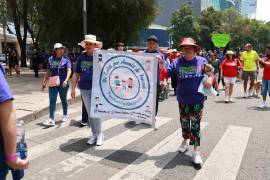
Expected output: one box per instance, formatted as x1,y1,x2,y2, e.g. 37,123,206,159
5,68,80,121
6,81,270,180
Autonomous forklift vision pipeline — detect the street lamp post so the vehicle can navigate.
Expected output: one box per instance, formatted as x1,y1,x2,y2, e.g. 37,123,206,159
83,0,87,36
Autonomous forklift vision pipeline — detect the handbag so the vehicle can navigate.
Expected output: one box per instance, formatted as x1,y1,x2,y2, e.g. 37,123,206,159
49,75,60,87
48,58,62,87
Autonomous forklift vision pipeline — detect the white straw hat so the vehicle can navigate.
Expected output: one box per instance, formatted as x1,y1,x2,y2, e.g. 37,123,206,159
79,34,103,49
54,43,65,50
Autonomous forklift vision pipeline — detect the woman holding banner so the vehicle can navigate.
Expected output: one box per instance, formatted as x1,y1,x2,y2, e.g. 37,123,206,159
71,35,104,146
167,37,213,165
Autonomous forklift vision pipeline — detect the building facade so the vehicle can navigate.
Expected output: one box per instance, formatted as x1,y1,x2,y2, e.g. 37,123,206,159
241,0,257,19
220,0,242,13
154,0,255,27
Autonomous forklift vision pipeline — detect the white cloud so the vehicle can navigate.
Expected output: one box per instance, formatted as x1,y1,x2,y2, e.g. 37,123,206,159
256,0,270,21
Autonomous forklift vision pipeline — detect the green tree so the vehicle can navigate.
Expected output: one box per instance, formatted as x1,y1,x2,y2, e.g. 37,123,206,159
37,0,159,48
221,8,248,48
198,7,223,50
169,3,198,48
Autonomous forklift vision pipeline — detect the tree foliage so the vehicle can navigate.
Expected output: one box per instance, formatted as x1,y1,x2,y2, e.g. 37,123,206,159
37,0,159,48
169,3,199,48
170,4,270,52
198,7,223,50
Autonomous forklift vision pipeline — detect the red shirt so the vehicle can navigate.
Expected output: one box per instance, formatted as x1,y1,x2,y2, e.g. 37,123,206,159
160,67,168,81
263,57,270,80
220,59,242,78
168,55,178,63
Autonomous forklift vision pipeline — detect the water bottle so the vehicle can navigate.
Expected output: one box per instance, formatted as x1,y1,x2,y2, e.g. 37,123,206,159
11,120,28,179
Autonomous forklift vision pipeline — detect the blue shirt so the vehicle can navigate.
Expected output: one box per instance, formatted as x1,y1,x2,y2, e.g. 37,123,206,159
0,64,13,173
0,65,13,103
167,56,207,105
74,53,94,90
218,52,225,63
47,56,71,83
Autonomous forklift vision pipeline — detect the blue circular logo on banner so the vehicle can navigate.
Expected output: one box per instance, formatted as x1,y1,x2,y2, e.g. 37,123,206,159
99,55,150,110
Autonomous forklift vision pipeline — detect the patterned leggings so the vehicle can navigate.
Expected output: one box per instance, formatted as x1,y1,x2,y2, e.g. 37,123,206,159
179,103,204,147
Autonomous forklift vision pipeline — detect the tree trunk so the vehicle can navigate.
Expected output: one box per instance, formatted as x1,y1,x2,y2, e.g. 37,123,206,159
21,0,28,67
10,0,28,67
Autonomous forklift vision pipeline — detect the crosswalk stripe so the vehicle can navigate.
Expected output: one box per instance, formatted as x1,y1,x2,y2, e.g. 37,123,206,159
108,122,208,180
26,116,81,139
31,117,172,179
193,126,252,180
29,118,130,160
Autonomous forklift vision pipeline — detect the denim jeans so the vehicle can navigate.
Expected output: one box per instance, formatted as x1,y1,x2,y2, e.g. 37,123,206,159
80,89,101,135
0,135,8,180
261,80,270,97
49,85,69,119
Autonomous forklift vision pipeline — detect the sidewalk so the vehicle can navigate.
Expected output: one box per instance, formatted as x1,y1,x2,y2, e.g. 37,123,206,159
6,68,81,123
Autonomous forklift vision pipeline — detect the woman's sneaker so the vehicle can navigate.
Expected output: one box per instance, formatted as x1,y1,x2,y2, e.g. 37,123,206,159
43,119,55,126
87,135,97,145
96,133,104,146
229,97,234,102
178,140,189,153
225,96,229,103
259,102,268,109
192,151,203,165
62,115,69,122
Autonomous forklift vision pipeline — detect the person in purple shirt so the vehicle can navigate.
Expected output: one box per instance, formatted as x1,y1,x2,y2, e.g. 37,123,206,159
167,37,213,165
71,34,104,146
0,64,29,179
41,43,72,126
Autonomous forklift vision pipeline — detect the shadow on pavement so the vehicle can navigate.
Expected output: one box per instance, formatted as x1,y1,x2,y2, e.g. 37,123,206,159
124,121,152,131
36,119,81,129
234,96,260,100
247,106,270,111
214,100,236,104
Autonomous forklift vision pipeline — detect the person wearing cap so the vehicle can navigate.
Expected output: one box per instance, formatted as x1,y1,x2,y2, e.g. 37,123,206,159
145,35,164,117
71,35,104,146
0,64,29,179
240,43,259,98
41,43,72,126
167,37,213,165
115,42,125,51
220,50,243,103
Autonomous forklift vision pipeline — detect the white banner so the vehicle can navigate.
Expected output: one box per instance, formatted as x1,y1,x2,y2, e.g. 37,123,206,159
90,50,158,126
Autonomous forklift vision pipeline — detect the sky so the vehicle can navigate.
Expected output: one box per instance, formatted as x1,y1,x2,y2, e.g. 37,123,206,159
256,0,270,21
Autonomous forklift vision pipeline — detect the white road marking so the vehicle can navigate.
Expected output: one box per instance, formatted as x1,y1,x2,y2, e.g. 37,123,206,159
109,122,208,180
30,117,172,179
193,126,252,180
29,118,130,160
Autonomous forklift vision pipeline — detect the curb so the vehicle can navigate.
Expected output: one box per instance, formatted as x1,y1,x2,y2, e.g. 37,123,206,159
18,95,82,124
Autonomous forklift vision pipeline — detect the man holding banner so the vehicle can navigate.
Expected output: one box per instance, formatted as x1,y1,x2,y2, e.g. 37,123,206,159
144,35,165,116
